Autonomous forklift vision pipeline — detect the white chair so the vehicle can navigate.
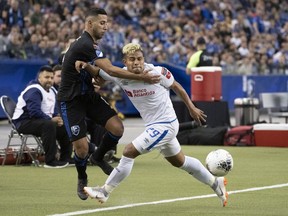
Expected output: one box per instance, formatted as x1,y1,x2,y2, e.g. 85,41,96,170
0,95,44,166
259,92,288,123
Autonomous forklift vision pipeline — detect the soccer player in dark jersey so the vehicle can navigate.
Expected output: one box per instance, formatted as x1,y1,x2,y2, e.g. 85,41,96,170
57,7,160,200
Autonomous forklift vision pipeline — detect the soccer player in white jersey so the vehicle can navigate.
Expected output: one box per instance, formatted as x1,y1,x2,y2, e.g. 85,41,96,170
77,43,228,207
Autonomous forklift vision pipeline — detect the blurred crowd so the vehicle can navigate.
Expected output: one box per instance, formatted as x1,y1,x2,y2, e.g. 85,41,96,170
0,0,288,75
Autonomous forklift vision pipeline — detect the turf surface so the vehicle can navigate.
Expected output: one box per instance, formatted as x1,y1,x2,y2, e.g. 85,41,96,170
1,145,287,216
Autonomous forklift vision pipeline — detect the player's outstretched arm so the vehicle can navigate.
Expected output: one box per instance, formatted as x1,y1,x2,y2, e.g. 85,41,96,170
95,58,160,84
170,81,207,125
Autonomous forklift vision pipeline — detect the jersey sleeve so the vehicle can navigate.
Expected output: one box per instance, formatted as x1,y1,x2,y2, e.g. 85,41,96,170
157,66,174,88
91,45,106,63
99,69,117,82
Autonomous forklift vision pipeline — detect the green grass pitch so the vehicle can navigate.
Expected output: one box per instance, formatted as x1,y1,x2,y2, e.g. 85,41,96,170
0,145,287,216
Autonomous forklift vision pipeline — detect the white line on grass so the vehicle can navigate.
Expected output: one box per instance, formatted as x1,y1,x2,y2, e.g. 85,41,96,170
48,183,288,216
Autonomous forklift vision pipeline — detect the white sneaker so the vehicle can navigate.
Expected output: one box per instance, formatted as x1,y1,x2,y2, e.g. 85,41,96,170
84,186,109,203
212,177,228,207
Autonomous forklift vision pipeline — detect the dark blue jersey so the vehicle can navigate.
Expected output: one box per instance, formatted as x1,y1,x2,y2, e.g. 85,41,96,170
57,31,106,101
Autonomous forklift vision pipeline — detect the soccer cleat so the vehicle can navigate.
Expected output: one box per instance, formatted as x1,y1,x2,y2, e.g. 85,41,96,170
84,186,109,203
89,155,114,175
77,179,88,200
43,160,69,168
107,155,121,164
212,177,228,207
103,150,115,162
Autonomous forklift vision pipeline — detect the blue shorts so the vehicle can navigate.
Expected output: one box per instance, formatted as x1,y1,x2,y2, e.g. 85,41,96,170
58,93,117,142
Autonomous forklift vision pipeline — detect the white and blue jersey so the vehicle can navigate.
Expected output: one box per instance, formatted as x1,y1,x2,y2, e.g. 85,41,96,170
99,63,177,126
99,63,181,157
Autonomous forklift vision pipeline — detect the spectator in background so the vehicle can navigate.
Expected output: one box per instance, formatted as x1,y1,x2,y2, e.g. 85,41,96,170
38,36,54,63
220,52,237,75
12,65,73,168
0,25,9,57
273,41,288,74
236,55,256,75
101,21,126,62
6,28,26,59
232,11,253,41
258,54,272,75
30,3,42,26
24,33,41,59
186,36,213,75
1,0,288,75
1,0,24,30
238,40,250,57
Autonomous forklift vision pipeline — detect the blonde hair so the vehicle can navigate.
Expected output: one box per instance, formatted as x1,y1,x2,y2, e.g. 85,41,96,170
122,43,143,56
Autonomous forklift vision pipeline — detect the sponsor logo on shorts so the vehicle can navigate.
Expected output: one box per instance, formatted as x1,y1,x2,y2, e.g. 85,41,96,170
71,125,80,136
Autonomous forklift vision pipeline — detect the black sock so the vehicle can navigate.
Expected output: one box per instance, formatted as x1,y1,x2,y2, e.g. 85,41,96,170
88,142,96,154
74,153,88,180
92,131,121,161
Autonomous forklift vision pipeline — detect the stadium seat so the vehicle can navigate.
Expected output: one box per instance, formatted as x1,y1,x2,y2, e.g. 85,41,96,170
0,95,44,166
260,92,288,123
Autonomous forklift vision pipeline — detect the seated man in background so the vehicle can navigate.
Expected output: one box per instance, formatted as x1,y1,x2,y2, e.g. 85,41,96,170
12,65,72,168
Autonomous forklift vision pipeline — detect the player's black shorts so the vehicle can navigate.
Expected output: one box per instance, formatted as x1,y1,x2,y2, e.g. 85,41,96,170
58,93,117,142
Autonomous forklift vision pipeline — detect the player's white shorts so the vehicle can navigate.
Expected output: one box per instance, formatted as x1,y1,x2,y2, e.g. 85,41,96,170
132,119,181,157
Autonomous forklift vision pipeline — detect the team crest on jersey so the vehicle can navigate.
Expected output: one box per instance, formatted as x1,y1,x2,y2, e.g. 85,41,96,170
96,50,103,57
161,67,171,79
71,125,80,136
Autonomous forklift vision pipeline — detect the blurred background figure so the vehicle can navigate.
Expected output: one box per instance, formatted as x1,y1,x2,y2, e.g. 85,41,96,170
96,81,125,120
186,36,213,75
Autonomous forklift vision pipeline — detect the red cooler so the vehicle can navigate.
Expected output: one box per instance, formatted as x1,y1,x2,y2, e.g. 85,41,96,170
191,66,222,101
213,66,222,101
253,124,288,147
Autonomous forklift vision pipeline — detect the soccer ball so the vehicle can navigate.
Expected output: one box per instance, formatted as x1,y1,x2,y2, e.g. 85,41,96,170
205,149,233,177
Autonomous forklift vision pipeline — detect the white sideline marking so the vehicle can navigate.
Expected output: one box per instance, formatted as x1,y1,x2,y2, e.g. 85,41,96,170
48,183,288,216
